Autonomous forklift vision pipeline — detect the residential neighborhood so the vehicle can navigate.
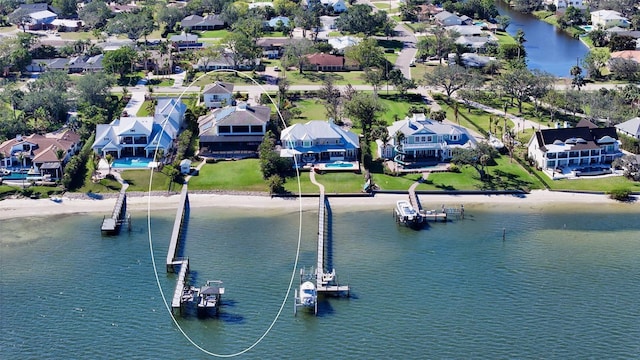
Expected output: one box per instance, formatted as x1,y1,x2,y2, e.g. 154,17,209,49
0,0,639,199
1,1,640,358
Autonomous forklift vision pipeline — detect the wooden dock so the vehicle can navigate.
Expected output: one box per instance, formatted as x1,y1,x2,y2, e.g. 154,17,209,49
315,191,349,296
407,182,448,223
170,258,190,315
166,185,189,273
101,189,129,234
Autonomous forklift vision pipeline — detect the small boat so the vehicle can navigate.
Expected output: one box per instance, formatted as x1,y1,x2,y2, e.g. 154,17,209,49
395,200,424,228
396,200,418,222
295,280,318,315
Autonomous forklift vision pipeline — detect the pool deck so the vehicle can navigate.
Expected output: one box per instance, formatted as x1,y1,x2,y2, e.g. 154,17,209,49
309,161,361,173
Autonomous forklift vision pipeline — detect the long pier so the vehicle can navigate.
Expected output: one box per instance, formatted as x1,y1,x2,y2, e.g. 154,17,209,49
166,185,190,272
101,189,129,234
314,181,349,295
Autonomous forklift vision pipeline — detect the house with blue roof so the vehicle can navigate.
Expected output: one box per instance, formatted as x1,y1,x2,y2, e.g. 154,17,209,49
280,120,360,164
92,98,186,159
377,113,477,163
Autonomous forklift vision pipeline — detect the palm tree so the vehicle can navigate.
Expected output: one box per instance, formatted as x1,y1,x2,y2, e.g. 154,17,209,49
55,148,66,179
105,154,113,175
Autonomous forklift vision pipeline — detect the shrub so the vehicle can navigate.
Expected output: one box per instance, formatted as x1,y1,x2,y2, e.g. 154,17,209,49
608,187,632,201
267,174,285,194
449,164,460,173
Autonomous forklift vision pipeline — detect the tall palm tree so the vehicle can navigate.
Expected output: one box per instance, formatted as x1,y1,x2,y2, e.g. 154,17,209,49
105,154,113,175
55,148,66,179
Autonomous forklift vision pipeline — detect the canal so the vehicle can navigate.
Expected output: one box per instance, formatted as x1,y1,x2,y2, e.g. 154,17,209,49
496,1,590,77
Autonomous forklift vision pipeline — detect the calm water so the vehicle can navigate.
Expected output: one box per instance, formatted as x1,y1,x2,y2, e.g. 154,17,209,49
1,203,639,359
496,1,590,77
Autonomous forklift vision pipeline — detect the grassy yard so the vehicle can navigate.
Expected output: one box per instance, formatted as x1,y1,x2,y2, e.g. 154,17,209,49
149,78,174,87
283,71,368,85
192,71,264,86
188,159,269,192
121,169,174,192
77,176,123,194
309,171,367,193
540,172,640,192
58,31,96,41
372,2,392,9
378,93,430,125
494,31,516,46
195,29,231,38
384,52,399,64
293,98,327,122
410,62,438,83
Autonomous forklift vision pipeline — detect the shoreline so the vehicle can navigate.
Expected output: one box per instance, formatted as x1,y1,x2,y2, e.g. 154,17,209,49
0,190,637,220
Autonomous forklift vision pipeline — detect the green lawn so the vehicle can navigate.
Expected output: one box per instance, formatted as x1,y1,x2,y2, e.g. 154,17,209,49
0,26,16,33
77,176,123,194
542,172,640,192
121,169,174,192
283,172,318,193
58,31,96,41
195,29,230,38
192,71,264,86
309,172,367,193
384,52,399,64
327,31,342,37
283,71,368,85
410,62,438,81
494,31,516,46
293,98,327,122
372,2,392,9
378,93,428,125
149,78,174,87
188,159,269,191
137,101,153,116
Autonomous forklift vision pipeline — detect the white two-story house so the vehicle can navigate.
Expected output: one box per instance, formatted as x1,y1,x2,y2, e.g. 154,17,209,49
92,98,186,159
527,120,622,173
378,114,476,164
202,81,234,108
280,120,360,164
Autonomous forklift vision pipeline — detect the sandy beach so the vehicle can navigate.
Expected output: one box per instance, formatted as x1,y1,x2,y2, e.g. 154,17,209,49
0,190,637,220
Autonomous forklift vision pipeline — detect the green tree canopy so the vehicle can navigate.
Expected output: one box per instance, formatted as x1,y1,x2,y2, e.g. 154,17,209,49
102,46,138,80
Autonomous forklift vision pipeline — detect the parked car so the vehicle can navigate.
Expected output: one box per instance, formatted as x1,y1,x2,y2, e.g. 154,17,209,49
274,66,281,72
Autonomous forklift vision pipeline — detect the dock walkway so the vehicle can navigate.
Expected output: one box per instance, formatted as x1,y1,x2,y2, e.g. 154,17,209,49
309,170,350,295
167,185,190,272
101,189,128,233
170,258,190,314
408,180,447,222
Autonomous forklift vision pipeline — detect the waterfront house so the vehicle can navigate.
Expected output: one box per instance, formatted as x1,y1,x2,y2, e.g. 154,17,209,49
551,0,586,10
609,50,640,64
202,81,234,108
377,113,476,162
434,11,462,27
527,120,622,172
615,117,640,140
591,10,630,29
197,102,270,156
0,129,81,179
279,120,360,164
180,14,226,31
92,99,186,159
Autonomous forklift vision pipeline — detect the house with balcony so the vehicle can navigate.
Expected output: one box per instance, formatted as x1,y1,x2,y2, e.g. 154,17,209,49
198,102,270,156
202,81,234,108
279,120,360,164
591,10,630,29
378,114,476,164
527,120,622,175
92,99,186,159
0,129,81,179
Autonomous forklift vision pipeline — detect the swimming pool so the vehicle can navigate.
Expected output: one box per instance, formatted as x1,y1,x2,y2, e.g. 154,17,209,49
579,25,594,32
1,172,28,180
325,161,355,169
112,157,154,169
